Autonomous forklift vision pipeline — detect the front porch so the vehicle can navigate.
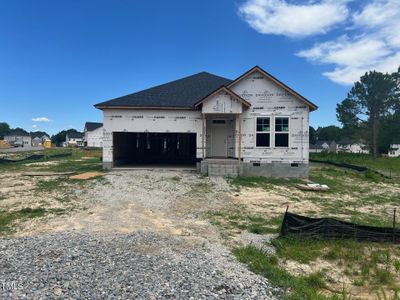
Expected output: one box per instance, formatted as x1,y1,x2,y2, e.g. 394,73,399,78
195,85,250,176
200,158,241,177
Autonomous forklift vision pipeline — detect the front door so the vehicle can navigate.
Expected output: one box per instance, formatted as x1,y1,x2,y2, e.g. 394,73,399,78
211,119,227,157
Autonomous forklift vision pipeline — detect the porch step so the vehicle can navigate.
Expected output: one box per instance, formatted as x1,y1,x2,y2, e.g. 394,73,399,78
202,159,240,177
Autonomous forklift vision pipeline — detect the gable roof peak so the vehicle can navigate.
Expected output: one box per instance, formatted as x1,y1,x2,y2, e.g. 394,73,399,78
228,65,318,112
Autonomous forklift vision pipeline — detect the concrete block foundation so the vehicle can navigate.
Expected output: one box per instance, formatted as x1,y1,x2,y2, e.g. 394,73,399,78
200,159,308,178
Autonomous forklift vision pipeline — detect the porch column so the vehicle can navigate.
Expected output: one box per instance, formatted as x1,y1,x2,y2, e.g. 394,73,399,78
238,114,242,167
202,114,205,159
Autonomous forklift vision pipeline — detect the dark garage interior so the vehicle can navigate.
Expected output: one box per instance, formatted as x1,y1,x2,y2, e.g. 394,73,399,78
113,132,197,167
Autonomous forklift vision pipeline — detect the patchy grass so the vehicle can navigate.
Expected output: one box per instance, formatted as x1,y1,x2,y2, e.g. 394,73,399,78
0,207,47,234
207,211,283,236
189,182,214,195
233,246,341,300
164,175,181,182
272,236,400,293
0,148,103,173
229,176,304,191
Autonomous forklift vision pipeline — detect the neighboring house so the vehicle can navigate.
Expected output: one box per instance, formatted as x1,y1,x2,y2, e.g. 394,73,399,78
309,141,337,153
30,132,50,147
65,132,84,147
4,129,32,147
388,143,400,157
84,122,103,147
338,138,369,154
95,66,318,177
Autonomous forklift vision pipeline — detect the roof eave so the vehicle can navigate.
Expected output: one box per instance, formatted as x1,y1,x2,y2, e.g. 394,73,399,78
94,105,198,110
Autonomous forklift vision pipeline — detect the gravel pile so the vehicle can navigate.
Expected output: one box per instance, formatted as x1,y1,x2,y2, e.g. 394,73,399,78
0,232,282,299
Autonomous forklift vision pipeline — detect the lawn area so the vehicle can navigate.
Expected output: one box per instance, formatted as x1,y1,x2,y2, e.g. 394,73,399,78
207,163,400,299
310,152,400,177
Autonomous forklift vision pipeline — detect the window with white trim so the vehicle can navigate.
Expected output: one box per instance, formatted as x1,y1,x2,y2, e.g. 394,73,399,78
256,117,270,147
275,117,289,147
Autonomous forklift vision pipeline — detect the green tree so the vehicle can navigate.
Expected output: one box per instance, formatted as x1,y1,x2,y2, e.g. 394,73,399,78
309,126,317,144
51,129,81,146
336,70,399,158
0,122,11,139
316,125,342,142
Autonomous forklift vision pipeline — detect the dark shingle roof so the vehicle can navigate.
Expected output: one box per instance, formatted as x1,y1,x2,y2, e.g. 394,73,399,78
85,122,103,131
30,131,49,139
95,72,231,109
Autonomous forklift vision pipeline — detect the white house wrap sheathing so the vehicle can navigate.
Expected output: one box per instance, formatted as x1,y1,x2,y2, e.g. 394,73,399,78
102,110,203,165
229,70,309,164
85,126,103,148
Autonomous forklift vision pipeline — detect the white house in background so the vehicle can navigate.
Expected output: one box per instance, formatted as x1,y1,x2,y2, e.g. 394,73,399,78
65,132,84,147
338,138,369,154
309,141,337,153
4,129,32,147
84,122,103,147
30,132,50,147
388,143,400,157
94,66,318,178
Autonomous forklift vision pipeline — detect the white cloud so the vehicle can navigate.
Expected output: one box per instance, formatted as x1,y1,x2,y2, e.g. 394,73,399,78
32,117,52,122
238,0,349,38
32,124,38,128
297,34,400,84
297,0,400,84
239,0,400,85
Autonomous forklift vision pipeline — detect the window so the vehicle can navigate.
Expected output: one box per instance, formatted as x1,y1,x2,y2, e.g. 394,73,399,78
256,117,270,147
275,117,289,147
212,119,226,124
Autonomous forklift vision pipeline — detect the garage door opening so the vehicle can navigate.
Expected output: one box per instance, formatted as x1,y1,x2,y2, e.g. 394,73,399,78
113,132,197,167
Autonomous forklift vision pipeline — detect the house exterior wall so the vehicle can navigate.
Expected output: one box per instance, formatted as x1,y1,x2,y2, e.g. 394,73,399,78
338,143,369,154
85,127,103,147
228,71,309,169
4,135,32,147
102,109,203,168
389,144,400,157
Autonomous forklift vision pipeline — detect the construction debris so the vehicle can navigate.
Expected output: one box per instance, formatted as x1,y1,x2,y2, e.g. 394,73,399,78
69,172,105,180
0,140,12,149
295,183,329,191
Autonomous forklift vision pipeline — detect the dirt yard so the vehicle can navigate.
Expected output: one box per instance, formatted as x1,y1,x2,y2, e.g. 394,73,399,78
7,170,235,241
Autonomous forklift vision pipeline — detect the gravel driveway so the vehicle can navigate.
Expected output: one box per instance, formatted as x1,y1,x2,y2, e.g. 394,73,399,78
1,170,281,299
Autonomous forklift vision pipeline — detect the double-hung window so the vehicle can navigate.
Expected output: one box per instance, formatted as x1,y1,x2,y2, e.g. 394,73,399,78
256,117,270,147
275,117,289,147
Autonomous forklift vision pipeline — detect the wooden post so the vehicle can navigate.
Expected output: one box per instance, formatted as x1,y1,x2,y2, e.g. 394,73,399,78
280,205,289,236
202,114,205,159
393,208,397,243
238,115,242,169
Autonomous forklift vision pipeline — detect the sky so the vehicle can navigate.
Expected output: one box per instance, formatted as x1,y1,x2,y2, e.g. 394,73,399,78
0,0,399,135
